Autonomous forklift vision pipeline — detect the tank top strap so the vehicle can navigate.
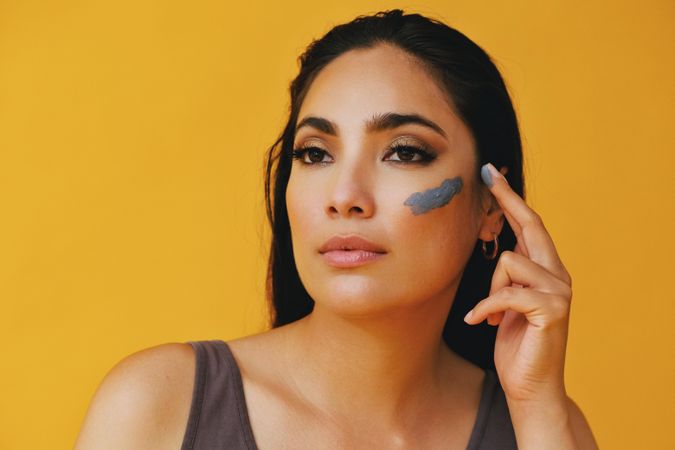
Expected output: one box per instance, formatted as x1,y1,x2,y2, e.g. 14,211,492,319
181,340,516,449
466,368,518,449
181,340,258,450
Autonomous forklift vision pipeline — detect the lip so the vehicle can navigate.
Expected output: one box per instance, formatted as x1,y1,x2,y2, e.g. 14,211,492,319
318,234,387,254
320,249,386,268
318,234,387,268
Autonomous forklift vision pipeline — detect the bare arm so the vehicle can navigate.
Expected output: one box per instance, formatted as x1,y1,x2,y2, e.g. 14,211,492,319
567,395,599,449
73,343,195,450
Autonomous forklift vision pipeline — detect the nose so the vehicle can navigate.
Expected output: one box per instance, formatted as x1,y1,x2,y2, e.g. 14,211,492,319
325,160,375,219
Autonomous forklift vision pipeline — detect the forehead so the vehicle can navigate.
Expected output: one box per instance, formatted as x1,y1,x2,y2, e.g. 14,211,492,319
297,44,461,133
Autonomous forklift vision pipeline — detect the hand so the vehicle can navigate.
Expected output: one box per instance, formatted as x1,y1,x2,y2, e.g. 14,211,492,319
464,163,573,404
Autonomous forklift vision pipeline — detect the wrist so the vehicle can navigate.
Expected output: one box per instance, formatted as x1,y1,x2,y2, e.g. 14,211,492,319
506,386,569,412
506,394,578,450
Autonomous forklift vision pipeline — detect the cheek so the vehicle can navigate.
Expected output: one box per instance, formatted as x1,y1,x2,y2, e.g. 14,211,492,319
286,175,322,246
386,176,477,272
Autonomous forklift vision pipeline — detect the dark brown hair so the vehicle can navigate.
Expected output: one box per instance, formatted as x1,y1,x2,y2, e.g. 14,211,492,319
262,9,524,370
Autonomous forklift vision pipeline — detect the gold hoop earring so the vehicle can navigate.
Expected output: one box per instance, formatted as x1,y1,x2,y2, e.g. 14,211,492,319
482,232,499,260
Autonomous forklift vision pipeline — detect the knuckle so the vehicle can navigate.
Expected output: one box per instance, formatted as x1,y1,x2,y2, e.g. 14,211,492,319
550,296,571,319
499,250,516,264
498,286,518,300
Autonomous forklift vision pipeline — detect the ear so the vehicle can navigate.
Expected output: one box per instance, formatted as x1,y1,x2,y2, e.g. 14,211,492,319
477,166,508,242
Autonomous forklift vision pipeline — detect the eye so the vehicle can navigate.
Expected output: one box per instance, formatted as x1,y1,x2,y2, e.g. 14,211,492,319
384,144,436,164
291,146,332,165
290,140,437,166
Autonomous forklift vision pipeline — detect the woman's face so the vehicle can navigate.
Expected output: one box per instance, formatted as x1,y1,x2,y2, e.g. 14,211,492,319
287,44,491,318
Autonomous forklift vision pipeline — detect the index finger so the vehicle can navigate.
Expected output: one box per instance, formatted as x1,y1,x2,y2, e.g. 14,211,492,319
481,163,570,285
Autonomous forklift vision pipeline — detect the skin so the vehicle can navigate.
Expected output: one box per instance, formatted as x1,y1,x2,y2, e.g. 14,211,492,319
287,43,496,322
281,42,597,448
73,43,598,450
281,42,506,446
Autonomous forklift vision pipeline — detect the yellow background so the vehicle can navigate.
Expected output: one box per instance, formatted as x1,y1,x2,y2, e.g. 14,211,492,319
1,1,673,448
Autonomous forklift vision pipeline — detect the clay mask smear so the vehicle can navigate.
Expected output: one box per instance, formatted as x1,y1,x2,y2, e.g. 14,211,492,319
404,177,463,215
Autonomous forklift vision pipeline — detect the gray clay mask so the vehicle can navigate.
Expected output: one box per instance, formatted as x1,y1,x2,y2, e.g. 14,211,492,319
403,177,463,215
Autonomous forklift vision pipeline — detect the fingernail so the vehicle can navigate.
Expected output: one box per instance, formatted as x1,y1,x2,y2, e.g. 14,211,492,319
464,310,473,322
482,163,507,187
490,163,508,181
480,164,494,187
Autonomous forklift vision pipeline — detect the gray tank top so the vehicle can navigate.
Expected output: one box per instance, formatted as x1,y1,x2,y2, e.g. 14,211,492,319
181,340,518,449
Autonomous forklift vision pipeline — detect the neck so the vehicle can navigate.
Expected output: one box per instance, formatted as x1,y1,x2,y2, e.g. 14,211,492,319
281,288,469,433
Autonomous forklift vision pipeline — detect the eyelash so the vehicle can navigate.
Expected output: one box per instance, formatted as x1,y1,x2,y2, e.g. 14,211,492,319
290,143,437,166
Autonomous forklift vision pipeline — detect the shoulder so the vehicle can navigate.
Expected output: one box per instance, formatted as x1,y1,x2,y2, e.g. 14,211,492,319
566,395,599,450
74,342,196,450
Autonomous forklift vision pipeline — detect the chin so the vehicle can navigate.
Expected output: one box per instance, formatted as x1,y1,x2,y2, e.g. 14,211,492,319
315,298,398,319
308,279,416,318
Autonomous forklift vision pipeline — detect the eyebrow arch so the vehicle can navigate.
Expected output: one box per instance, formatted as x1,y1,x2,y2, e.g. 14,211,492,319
295,112,447,139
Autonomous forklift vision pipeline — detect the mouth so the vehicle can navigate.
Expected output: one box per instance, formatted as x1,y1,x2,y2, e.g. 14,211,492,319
318,233,387,268
319,249,386,268
318,234,387,254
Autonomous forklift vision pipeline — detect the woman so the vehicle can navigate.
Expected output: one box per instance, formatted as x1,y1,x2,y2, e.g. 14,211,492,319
74,9,598,449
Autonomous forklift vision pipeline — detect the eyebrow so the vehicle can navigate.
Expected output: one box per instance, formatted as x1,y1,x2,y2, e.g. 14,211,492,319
295,112,447,139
